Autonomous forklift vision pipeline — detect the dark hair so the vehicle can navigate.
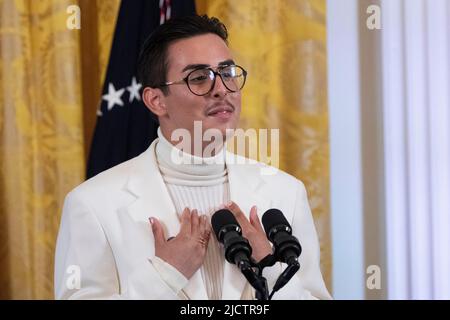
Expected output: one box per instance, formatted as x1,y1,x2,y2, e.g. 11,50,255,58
137,14,228,95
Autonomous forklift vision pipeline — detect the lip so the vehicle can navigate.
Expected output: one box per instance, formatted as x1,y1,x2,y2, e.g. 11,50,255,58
206,103,235,117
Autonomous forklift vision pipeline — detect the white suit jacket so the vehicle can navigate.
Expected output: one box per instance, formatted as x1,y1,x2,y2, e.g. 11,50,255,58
54,138,331,300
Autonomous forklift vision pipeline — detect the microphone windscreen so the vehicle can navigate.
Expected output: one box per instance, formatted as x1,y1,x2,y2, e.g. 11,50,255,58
211,209,237,238
262,208,290,234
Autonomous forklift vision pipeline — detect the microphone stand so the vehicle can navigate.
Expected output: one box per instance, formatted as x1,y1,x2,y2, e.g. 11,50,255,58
237,259,269,301
269,259,300,299
255,254,301,300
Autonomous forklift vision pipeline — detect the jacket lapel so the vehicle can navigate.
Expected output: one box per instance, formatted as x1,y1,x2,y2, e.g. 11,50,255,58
125,139,180,236
124,141,272,300
124,139,208,300
221,152,272,300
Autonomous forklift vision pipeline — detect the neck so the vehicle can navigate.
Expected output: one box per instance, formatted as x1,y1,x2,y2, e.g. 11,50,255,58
155,127,228,186
156,127,226,175
159,126,226,158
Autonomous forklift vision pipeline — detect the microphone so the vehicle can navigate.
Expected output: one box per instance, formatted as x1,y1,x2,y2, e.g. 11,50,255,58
262,209,301,296
262,209,302,265
211,209,252,266
211,209,269,300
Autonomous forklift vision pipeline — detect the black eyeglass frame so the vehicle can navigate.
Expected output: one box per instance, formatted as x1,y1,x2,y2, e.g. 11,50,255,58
159,64,248,96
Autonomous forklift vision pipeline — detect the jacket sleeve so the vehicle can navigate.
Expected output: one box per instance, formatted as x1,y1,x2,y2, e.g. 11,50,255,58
271,181,332,300
54,190,183,300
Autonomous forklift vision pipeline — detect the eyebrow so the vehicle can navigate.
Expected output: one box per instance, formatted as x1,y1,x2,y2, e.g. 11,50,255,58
181,59,236,72
219,59,235,66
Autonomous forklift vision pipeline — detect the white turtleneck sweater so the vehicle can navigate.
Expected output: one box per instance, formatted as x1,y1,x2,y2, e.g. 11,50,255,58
152,127,228,300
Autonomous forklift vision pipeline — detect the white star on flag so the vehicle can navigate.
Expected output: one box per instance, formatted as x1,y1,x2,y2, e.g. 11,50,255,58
102,83,125,110
127,77,142,102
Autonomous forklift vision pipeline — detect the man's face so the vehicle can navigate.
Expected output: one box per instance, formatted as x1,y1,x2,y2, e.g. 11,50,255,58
159,33,242,148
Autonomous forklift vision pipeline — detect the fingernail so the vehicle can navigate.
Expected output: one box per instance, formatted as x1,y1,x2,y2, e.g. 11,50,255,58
149,217,154,225
227,201,233,206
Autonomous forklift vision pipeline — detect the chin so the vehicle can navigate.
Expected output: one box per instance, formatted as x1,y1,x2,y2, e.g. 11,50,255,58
213,119,237,133
199,118,235,141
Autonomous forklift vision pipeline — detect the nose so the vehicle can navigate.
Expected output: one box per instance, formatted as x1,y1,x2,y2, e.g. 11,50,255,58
210,74,229,98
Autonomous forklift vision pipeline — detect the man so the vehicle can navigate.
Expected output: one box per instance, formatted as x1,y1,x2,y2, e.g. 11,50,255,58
54,15,331,300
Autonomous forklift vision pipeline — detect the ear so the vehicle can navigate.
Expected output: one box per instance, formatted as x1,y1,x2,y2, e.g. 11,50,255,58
142,87,167,117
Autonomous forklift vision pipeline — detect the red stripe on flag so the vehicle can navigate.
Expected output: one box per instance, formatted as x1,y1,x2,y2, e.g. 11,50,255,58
159,0,172,25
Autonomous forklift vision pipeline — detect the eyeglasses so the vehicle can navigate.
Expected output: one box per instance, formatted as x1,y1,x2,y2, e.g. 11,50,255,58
159,65,247,96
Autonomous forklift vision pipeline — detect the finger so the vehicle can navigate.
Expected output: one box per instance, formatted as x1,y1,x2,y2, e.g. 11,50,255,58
201,215,211,239
179,207,191,235
199,214,207,234
227,201,251,228
199,216,211,250
149,217,166,246
191,209,199,235
249,206,265,233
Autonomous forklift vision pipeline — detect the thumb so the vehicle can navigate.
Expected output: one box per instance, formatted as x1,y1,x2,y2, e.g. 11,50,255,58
149,217,166,245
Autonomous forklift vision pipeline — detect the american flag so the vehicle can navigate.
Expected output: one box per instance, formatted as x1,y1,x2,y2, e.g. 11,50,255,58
87,0,196,179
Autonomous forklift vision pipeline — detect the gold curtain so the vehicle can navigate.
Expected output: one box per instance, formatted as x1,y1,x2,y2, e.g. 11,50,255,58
0,0,119,299
196,0,331,289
